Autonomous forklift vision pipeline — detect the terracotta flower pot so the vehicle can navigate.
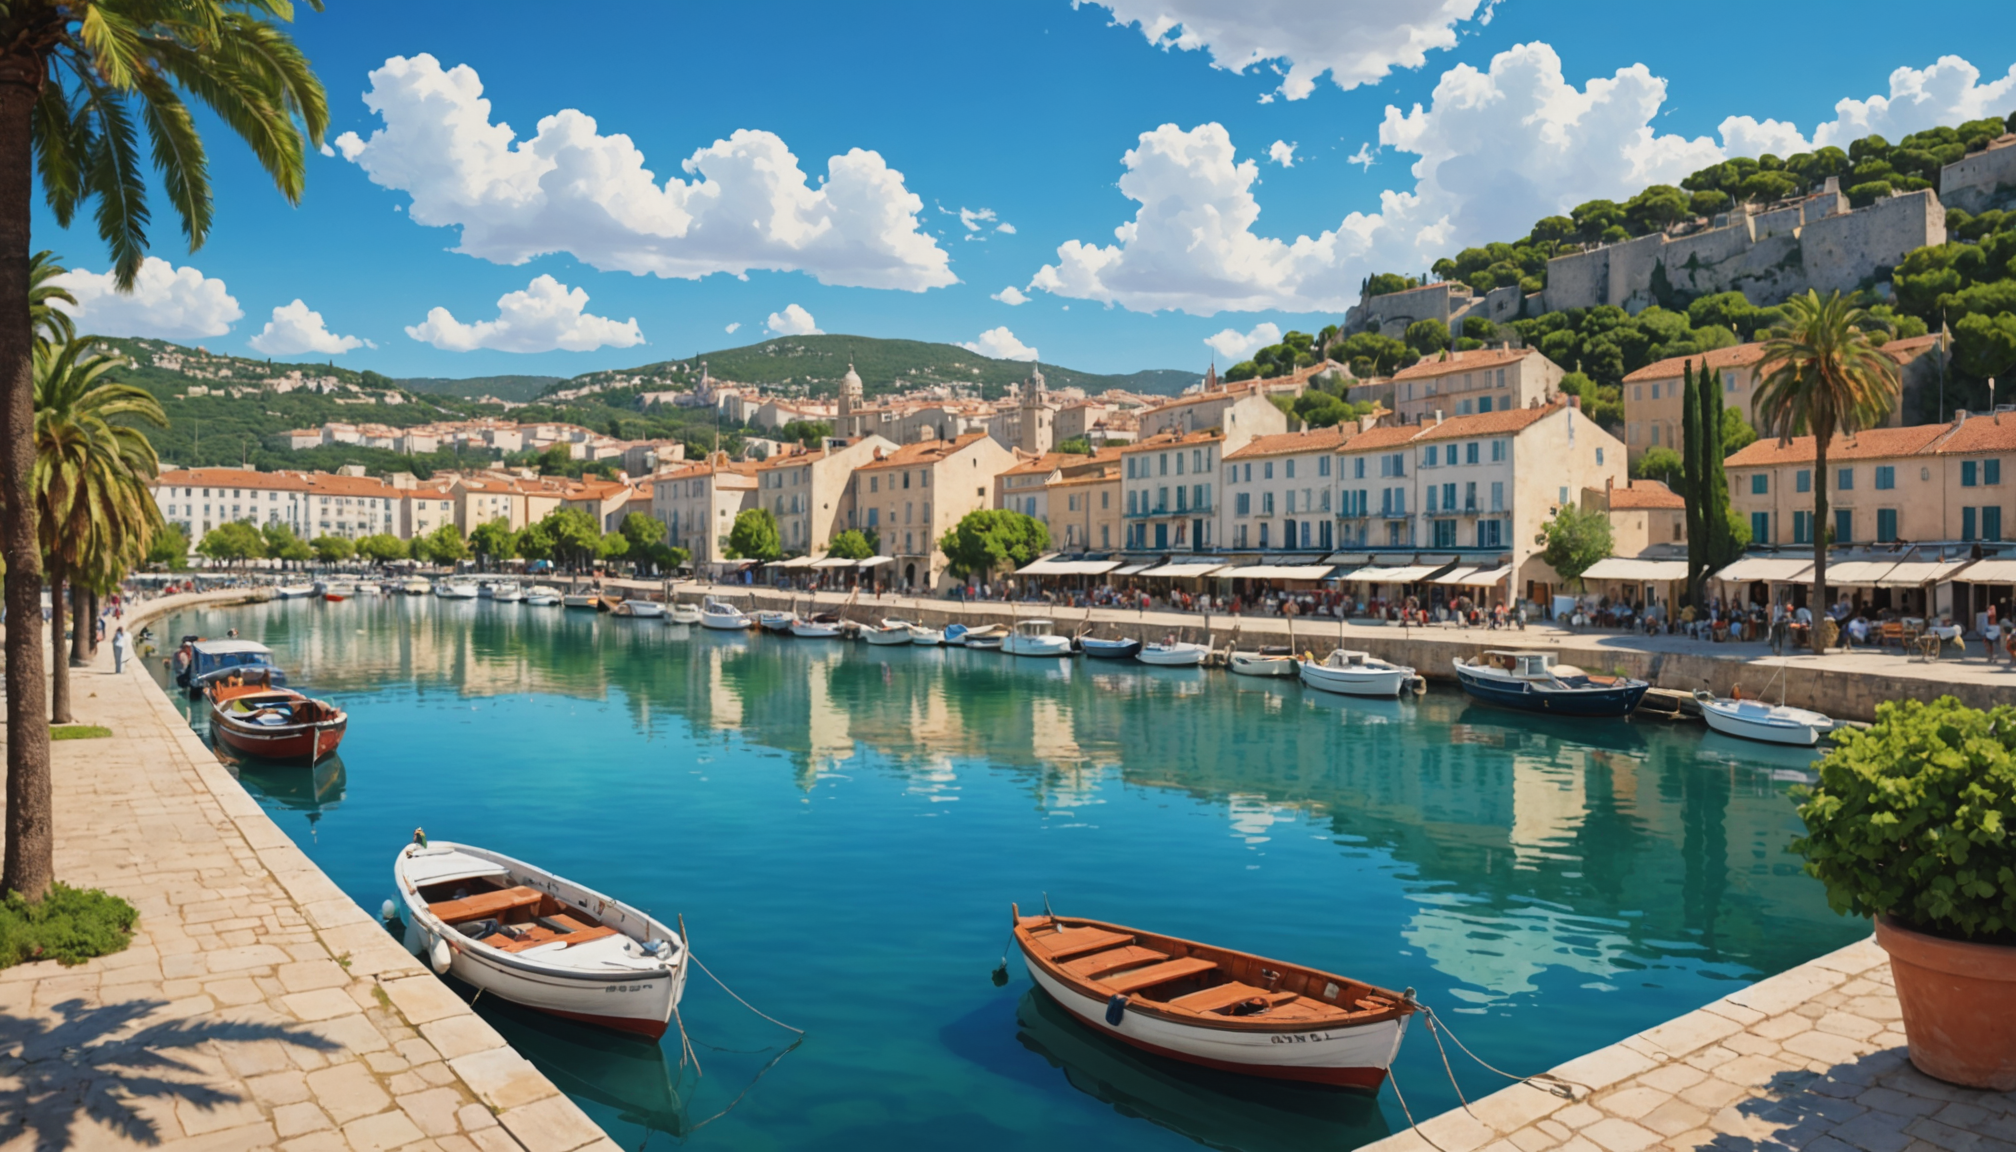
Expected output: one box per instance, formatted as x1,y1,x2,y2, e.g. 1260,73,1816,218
1875,916,2016,1090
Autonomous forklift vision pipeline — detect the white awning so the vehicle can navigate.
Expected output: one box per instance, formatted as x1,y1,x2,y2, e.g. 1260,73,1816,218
1713,557,1814,583
1414,554,1458,566
1138,562,1227,578
1323,552,1372,565
857,556,894,568
1018,557,1123,576
770,555,819,568
1582,558,1690,582
811,557,858,568
1220,564,1336,580
1463,565,1513,585
1112,562,1154,576
1954,559,2016,584
1873,559,1969,587
1429,567,1478,585
1820,560,1895,585
1352,564,1435,582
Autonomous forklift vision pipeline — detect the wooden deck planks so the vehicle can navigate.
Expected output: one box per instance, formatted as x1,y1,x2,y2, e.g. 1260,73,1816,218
1101,956,1218,995
1063,945,1168,979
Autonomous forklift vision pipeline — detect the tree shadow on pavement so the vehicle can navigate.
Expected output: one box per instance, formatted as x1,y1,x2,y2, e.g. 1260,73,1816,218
1699,1046,2016,1152
0,997,340,1150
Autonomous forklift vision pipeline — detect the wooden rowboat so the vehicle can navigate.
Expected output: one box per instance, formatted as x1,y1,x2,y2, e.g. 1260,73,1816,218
1013,907,1413,1090
206,681,348,764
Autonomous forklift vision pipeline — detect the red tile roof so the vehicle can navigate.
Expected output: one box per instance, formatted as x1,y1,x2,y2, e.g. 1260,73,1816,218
1608,479,1686,510
1725,423,1951,467
1928,411,2016,455
1392,347,1537,382
1410,401,1561,441
854,432,992,471
1224,425,1358,460
1623,343,1769,383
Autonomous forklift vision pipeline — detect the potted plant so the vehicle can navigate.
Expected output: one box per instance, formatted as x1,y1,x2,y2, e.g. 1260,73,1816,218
1791,696,2016,1089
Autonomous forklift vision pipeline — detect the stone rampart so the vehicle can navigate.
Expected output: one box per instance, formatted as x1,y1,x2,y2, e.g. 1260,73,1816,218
1940,137,2016,215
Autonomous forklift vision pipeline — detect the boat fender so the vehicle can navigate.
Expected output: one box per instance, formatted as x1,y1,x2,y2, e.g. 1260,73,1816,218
429,936,453,975
1104,993,1128,1026
380,899,397,921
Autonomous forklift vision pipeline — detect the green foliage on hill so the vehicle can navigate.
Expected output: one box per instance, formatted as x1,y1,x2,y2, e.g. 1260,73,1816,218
397,375,563,402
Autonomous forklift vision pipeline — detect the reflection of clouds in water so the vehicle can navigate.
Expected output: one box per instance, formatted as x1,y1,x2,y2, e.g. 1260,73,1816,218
1402,893,1635,1003
1228,793,1298,847
907,754,961,808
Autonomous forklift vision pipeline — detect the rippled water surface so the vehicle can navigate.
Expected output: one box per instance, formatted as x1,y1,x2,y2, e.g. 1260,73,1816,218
150,596,1865,1152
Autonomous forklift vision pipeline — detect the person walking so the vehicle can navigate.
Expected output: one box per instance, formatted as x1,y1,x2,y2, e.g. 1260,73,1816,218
112,627,132,675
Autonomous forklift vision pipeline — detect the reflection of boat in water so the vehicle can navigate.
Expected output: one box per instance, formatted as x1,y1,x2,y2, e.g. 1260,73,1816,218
473,993,688,1138
1014,988,1392,1152
226,755,348,831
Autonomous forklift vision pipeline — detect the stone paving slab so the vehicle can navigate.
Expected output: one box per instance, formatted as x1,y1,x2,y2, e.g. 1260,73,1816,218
0,590,620,1152
1362,936,2016,1152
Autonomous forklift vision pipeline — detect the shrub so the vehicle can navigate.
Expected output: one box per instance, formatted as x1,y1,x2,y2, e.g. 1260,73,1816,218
0,883,138,967
1792,697,2016,942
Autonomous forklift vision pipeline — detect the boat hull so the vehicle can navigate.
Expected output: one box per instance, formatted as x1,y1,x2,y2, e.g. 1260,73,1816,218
699,612,750,630
1455,667,1649,717
1230,654,1298,677
620,601,667,618
1022,960,1404,1090
1137,644,1208,667
212,714,347,762
864,628,913,645
1700,702,1827,746
668,606,702,625
1080,638,1141,659
1004,637,1072,657
1298,663,1410,698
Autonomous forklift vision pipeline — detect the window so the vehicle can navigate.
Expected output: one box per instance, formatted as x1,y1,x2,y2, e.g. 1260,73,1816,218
1793,510,1812,544
1262,492,1275,515
1422,446,1437,468
1352,457,1365,479
1651,383,1661,400
1244,463,1252,482
1258,522,1269,548
1990,459,2004,486
1837,467,1853,491
1964,506,1979,542
1987,506,2006,540
1835,509,1852,544
1963,460,1979,487
1490,439,1506,463
1490,481,1504,511
1724,370,1737,392
1175,454,1184,476
1479,396,1493,413
1751,473,1768,495
1321,489,1331,512
1595,447,1605,467
1285,459,1295,479
1558,486,1568,505
1877,508,1898,542
1651,424,1662,447
1432,520,1456,547
1443,482,1457,511
1478,519,1503,548
1426,486,1437,513
1101,491,1109,510
1464,481,1477,511
1264,461,1274,480
1236,492,1250,515
1318,456,1331,477
1465,442,1480,465
1796,469,1812,494
1160,454,1169,476
1875,465,1895,490
1752,511,1770,543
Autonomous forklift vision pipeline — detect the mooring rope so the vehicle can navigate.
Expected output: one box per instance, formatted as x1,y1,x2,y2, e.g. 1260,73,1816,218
692,952,806,1035
1388,999,1591,1152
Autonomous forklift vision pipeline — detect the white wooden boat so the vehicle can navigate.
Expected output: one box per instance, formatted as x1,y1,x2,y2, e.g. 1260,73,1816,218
562,593,601,610
401,577,432,596
483,582,524,603
1003,619,1072,657
1137,641,1209,667
907,624,947,646
524,585,562,607
435,581,480,599
617,600,667,618
864,619,915,645
754,610,796,634
396,839,687,1038
1229,647,1298,677
668,602,702,625
790,613,843,638
274,583,317,600
1693,691,1836,746
1079,636,1141,659
947,623,1008,648
699,599,753,630
1013,906,1412,1089
1298,650,1419,698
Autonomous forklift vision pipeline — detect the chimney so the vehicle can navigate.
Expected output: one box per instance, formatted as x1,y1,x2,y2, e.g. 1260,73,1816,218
1567,394,1582,409
1956,410,1969,425
1434,410,1444,425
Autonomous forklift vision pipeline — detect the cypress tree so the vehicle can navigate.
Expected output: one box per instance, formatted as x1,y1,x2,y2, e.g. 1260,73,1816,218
1702,360,1731,576
1681,360,1703,604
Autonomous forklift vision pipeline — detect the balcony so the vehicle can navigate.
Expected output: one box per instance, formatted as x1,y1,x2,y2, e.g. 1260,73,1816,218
1122,503,1213,519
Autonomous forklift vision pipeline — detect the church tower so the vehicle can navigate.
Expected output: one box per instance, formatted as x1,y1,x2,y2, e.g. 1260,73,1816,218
1018,365,1051,454
838,362,864,436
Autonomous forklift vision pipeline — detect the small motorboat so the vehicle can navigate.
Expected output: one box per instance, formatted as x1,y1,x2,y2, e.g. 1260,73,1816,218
177,638,288,692
1137,641,1209,667
907,623,947,646
1003,619,1072,657
668,602,702,626
322,592,348,602
207,680,347,764
617,600,668,618
864,619,915,645
435,581,480,599
487,583,526,603
524,586,563,607
699,599,753,630
755,610,797,634
1693,691,1837,746
1079,636,1142,660
1229,646,1297,677
790,613,843,638
321,580,357,602
1454,650,1649,717
274,583,317,600
1012,905,1413,1089
947,623,1008,648
396,838,688,1038
562,592,602,610
963,629,1007,650
400,577,432,596
1298,650,1420,697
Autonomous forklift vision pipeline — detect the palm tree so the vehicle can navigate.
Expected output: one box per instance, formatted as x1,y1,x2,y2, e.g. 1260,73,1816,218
1753,291,1899,653
35,338,166,725
0,5,326,901
29,252,76,349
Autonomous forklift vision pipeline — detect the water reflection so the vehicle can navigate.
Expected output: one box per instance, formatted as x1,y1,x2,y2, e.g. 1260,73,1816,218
226,754,347,833
475,995,688,1138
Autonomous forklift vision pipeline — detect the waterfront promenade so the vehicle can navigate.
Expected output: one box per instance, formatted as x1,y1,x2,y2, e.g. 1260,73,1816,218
0,589,617,1152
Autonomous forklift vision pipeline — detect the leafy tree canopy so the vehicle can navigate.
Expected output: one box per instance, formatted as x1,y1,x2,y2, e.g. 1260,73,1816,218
422,523,471,564
619,512,666,552
310,535,355,564
938,509,1050,578
469,518,519,564
827,529,875,561
1539,503,1613,589
1054,436,1092,455
1631,446,1685,483
197,522,265,565
147,523,190,569
725,508,782,563
355,533,408,563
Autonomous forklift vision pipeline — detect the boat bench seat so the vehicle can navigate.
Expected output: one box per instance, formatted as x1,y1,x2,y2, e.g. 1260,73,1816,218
429,886,543,925
1031,927,1135,961
485,925,621,953
1168,981,1274,1013
1062,945,1168,979
1101,956,1218,995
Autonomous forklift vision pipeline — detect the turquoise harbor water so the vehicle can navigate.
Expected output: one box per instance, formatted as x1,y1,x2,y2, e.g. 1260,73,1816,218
150,597,1866,1152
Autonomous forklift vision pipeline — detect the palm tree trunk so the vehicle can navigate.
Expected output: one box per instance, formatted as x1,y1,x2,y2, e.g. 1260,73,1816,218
70,584,89,665
48,567,68,726
1811,432,1830,655
85,588,98,656
0,50,54,902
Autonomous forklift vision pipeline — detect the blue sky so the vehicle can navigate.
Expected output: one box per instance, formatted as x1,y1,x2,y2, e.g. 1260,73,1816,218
33,1,2016,380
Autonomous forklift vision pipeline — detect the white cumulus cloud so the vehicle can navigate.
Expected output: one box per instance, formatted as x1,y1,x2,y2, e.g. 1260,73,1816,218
1721,56,2016,155
725,321,741,334
765,304,822,336
250,300,366,355
1203,322,1281,361
407,275,644,353
960,326,1040,362
1081,0,1490,99
334,54,955,291
1028,43,1724,315
1268,140,1297,167
51,258,242,339
991,286,1030,306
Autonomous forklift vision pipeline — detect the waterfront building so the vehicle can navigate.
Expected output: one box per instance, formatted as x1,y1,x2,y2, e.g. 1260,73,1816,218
1117,431,1225,552
1221,424,1364,552
1136,381,1289,442
1388,346,1563,425
153,467,403,541
1045,461,1121,553
561,477,643,533
755,435,897,556
1589,477,1689,555
652,453,758,564
400,482,457,540
846,432,1017,590
993,448,1117,533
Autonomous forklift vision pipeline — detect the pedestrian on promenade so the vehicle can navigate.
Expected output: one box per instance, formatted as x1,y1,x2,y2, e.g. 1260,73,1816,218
112,627,131,674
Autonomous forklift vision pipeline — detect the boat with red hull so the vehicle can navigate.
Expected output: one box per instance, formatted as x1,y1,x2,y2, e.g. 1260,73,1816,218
206,682,348,764
1013,906,1414,1090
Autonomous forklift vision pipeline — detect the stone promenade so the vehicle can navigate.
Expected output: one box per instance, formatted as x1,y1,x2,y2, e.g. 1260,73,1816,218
0,590,617,1152
1363,936,2016,1152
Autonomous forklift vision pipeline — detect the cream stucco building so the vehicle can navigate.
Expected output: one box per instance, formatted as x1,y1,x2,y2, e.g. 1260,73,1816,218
846,432,1018,590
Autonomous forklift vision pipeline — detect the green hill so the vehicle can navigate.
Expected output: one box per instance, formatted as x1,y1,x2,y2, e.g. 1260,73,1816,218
398,375,563,403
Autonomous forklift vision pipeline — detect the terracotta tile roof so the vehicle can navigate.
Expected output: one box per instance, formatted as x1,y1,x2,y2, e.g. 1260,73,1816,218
1115,430,1223,454
1047,466,1119,487
854,432,991,471
1224,425,1358,460
156,468,311,490
1392,347,1537,382
1002,452,1088,476
1334,425,1424,451
1410,401,1561,441
1725,423,1951,467
1879,334,1945,364
1623,343,1770,383
299,474,400,499
1143,385,1264,412
1608,479,1686,510
1928,412,2016,455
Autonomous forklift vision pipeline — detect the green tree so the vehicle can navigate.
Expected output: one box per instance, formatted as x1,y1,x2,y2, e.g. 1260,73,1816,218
1754,292,1900,653
778,420,832,448
1954,311,2016,381
1,0,328,903
618,511,665,552
422,523,470,565
1720,406,1758,453
1054,436,1092,455
1364,273,1417,297
1539,503,1613,590
355,533,408,564
310,535,355,564
197,521,265,566
516,519,555,563
827,529,875,561
261,521,312,566
147,523,190,569
1632,446,1685,484
597,532,629,561
725,508,782,563
1403,318,1450,358
538,444,575,475
469,518,518,568
650,543,689,571
938,508,1050,579
1682,360,1704,601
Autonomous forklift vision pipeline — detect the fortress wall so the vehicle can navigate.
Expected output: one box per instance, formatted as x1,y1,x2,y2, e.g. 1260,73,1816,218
1752,204,1804,241
1605,233,1672,309
1539,246,1610,313
1344,282,1475,337
1800,189,1944,295
1940,140,2016,215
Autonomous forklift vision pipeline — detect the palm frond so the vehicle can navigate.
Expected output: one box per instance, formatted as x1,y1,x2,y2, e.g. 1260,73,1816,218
78,5,149,90
81,81,152,289
213,13,329,147
28,252,78,351
31,79,92,228
145,36,306,204
134,71,212,250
